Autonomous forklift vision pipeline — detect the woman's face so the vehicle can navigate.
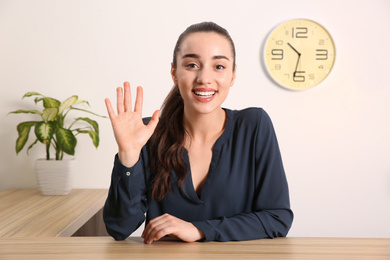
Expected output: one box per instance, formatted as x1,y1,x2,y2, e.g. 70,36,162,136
171,32,236,117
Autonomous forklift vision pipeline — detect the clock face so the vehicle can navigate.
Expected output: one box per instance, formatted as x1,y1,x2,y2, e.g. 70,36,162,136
264,19,336,90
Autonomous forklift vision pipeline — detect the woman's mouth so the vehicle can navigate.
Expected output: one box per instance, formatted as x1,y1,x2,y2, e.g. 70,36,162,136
192,89,217,102
194,91,216,98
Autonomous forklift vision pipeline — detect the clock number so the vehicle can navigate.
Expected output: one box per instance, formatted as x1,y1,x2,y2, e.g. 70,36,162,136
316,49,328,60
293,71,305,82
292,27,308,38
271,49,284,60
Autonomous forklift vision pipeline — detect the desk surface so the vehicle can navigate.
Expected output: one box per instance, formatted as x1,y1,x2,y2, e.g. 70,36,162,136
0,189,108,237
0,237,389,259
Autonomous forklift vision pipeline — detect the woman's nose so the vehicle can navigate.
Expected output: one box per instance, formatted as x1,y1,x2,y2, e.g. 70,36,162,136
197,68,212,84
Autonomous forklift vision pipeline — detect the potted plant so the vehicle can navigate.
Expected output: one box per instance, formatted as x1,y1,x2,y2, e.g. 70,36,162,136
9,92,105,195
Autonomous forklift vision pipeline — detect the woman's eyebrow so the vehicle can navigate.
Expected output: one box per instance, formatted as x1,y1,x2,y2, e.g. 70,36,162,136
213,55,230,61
181,54,230,61
182,53,199,59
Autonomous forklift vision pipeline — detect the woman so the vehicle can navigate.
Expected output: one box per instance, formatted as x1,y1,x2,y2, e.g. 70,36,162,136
104,22,293,244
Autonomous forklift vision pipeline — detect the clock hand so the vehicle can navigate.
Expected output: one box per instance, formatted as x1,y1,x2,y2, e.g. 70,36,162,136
288,43,301,76
294,54,301,76
287,43,301,55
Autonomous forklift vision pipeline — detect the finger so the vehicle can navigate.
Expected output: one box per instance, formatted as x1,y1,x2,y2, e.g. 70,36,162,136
123,81,132,112
142,224,153,243
146,110,160,133
143,214,176,244
142,214,167,241
152,225,176,243
134,86,143,114
142,221,157,241
116,87,124,114
144,223,174,244
104,98,116,121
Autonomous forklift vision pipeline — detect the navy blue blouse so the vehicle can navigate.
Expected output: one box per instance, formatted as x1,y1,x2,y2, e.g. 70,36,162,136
103,108,293,241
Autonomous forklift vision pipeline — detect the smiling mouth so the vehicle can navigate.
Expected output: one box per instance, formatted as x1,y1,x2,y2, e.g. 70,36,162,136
193,91,216,98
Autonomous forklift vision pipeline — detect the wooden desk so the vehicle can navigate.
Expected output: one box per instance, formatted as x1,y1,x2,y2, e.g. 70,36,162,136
0,189,108,237
0,237,389,259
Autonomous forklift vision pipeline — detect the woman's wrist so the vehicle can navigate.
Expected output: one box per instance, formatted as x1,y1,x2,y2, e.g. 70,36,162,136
118,149,140,168
194,226,205,241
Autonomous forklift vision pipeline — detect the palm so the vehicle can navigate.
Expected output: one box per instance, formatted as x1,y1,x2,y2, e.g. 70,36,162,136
105,82,159,166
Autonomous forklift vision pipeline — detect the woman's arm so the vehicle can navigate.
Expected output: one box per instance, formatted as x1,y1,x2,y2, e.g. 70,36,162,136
103,82,159,240
103,154,149,240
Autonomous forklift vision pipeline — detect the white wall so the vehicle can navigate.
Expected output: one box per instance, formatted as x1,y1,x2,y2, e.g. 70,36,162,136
1,0,389,238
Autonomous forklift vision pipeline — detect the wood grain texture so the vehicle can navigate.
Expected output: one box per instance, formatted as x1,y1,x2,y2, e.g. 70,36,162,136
0,237,389,259
0,189,108,237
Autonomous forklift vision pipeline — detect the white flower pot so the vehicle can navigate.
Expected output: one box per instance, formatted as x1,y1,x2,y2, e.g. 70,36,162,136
34,158,75,195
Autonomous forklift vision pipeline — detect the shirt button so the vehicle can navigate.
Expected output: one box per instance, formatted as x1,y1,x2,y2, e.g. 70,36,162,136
126,171,131,176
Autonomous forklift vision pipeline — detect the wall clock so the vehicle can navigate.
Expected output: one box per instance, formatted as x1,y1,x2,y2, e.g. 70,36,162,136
264,19,336,90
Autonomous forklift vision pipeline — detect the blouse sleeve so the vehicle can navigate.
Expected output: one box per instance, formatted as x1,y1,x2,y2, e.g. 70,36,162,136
192,109,293,241
103,153,148,240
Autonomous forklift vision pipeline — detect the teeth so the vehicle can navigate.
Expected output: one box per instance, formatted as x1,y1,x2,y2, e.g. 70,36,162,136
195,91,215,97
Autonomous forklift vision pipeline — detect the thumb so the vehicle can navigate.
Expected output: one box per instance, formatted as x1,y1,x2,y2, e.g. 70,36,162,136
146,109,160,133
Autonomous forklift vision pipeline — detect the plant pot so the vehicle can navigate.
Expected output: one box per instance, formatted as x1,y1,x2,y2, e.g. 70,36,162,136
34,158,75,195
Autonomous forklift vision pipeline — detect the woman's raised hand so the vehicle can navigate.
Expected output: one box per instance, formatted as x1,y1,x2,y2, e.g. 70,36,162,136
105,82,160,167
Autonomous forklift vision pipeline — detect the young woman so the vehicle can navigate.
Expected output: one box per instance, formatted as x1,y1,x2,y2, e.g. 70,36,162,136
104,22,293,244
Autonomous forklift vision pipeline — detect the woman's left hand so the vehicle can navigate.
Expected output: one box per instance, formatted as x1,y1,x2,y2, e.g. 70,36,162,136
141,214,204,244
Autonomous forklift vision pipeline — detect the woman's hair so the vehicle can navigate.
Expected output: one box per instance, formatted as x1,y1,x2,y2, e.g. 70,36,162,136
149,21,236,201
172,22,236,70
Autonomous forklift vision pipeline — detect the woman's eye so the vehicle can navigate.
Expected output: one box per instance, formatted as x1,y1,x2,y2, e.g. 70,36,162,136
216,65,225,70
186,63,198,69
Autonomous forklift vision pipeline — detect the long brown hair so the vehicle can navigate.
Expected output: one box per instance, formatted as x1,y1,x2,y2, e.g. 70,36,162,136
149,21,236,201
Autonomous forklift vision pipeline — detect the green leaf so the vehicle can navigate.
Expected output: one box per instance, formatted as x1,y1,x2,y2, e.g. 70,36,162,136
42,107,58,121
34,97,44,104
59,96,78,115
42,98,61,108
88,131,99,148
76,129,99,148
35,122,55,143
56,127,77,155
27,139,39,154
74,117,99,133
70,107,106,118
74,99,90,107
23,92,43,99
16,121,38,153
8,109,42,116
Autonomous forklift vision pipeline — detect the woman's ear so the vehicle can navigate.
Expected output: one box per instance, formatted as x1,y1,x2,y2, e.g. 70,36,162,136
230,65,237,87
171,63,178,85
